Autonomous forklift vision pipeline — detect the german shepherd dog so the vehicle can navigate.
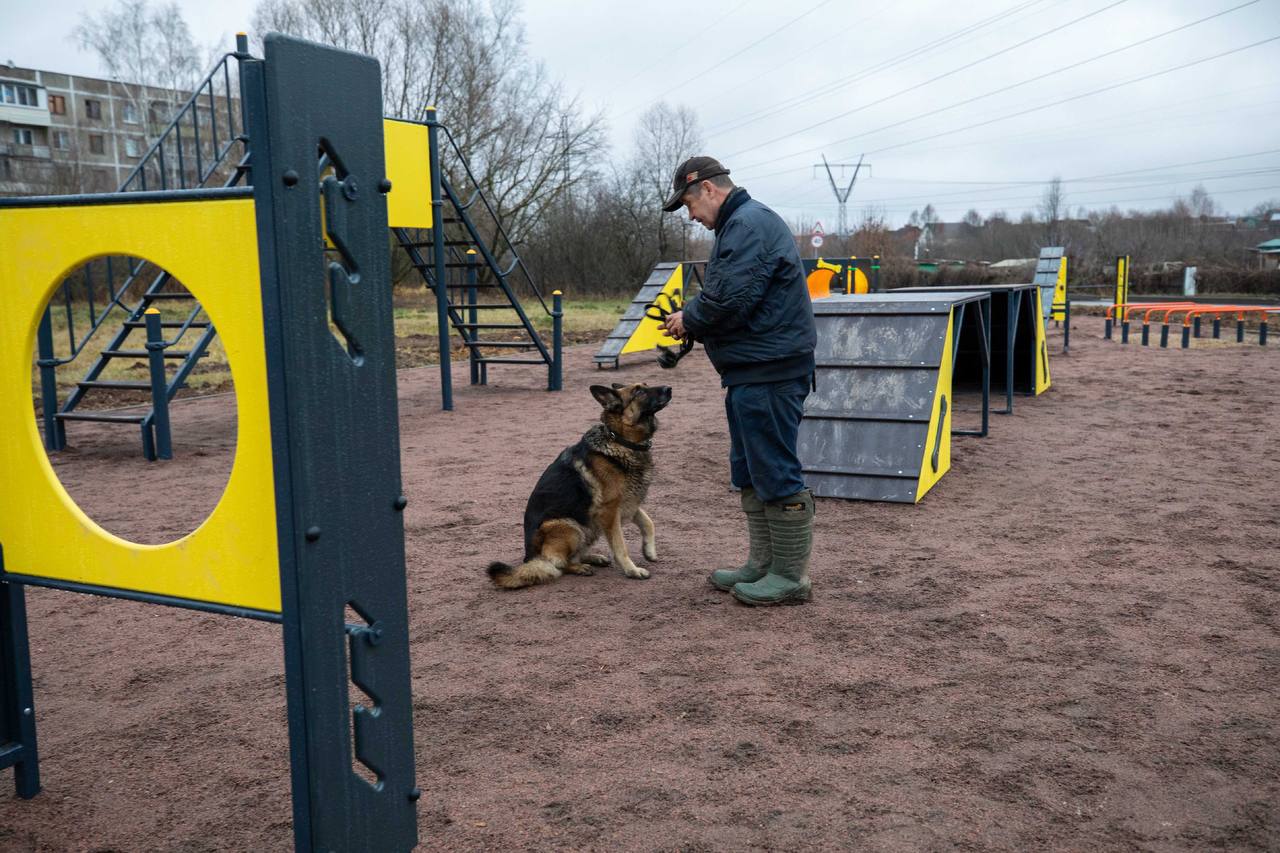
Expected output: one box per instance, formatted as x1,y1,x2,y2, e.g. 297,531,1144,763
487,383,672,590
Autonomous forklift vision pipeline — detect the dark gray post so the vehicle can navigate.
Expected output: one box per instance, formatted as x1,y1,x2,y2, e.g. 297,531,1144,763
35,309,63,451
550,290,563,392
1105,317,1113,339
1063,299,1070,352
871,255,880,292
426,107,452,411
243,36,418,852
1121,320,1130,344
1181,324,1191,349
1160,323,1169,348
0,548,40,800
1212,317,1221,339
144,308,173,460
1262,320,1269,346
466,249,479,386
1193,316,1201,338
1237,317,1245,343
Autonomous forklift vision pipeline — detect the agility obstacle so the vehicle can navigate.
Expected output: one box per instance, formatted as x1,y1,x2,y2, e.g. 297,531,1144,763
34,40,559,461
803,256,881,300
1105,301,1274,348
798,292,991,504
2,36,419,851
593,261,705,368
1033,246,1067,322
892,283,1051,414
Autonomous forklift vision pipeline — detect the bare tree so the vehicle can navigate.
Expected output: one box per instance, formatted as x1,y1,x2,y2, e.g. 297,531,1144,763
253,0,606,249
629,102,702,258
72,0,203,147
1039,176,1065,245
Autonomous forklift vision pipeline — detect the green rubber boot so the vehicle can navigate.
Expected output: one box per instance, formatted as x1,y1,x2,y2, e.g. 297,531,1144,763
732,490,813,606
708,488,772,591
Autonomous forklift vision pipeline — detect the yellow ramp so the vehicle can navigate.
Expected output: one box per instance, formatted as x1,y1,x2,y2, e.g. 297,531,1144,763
594,263,686,367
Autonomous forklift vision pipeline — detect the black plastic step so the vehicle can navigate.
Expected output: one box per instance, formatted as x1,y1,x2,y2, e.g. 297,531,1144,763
144,292,197,301
76,380,152,390
474,357,549,365
102,349,194,359
451,323,526,329
462,340,535,348
54,411,147,424
124,320,210,329
459,304,523,310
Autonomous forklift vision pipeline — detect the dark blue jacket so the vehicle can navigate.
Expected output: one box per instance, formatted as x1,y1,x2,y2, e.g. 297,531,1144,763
682,188,816,386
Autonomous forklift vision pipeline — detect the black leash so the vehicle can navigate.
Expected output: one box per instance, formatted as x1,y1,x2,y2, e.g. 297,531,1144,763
643,290,695,369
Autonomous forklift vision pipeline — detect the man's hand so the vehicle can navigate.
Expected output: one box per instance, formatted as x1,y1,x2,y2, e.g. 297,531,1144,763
661,309,686,340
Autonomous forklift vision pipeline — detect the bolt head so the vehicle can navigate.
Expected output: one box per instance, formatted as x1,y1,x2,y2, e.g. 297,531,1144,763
282,169,299,187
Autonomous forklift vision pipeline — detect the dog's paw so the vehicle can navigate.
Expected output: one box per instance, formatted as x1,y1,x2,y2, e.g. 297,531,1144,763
643,543,658,562
624,566,651,580
582,553,612,567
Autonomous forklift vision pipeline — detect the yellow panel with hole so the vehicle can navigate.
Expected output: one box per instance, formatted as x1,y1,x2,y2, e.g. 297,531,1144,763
0,197,281,613
383,118,432,229
1032,288,1052,395
915,308,955,501
1051,254,1067,321
620,263,685,355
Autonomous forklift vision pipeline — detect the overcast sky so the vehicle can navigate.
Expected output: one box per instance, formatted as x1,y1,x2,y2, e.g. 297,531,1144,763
5,0,1278,228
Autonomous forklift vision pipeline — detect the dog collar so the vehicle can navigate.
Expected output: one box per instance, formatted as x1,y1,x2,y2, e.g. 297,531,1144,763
607,428,652,452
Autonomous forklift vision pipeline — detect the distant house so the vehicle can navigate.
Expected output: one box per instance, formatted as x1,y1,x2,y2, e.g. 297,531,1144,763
1250,237,1280,271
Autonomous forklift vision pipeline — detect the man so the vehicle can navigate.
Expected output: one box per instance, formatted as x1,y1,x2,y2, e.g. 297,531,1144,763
658,156,817,606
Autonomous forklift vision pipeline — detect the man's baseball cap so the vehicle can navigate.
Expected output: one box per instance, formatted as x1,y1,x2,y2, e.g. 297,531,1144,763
662,156,731,212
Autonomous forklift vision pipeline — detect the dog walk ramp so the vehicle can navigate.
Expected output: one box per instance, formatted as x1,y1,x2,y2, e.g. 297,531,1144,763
799,293,987,504
594,262,686,368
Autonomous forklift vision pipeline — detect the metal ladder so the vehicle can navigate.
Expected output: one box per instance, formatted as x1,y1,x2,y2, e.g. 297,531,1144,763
39,45,251,459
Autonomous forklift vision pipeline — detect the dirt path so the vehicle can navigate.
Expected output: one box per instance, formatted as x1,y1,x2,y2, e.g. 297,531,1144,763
2,318,1277,851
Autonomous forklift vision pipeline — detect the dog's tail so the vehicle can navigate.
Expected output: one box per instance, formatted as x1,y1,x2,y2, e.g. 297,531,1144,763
487,557,561,590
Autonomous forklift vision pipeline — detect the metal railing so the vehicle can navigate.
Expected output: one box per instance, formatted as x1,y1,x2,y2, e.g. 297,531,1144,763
35,39,252,456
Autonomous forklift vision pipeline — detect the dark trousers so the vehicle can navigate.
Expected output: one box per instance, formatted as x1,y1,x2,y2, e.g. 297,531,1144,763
725,375,810,503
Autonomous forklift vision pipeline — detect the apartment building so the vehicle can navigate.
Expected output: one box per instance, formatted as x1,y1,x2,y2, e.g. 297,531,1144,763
0,62,218,196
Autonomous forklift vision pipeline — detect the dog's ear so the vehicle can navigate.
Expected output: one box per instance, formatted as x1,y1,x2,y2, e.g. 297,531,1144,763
590,385,622,410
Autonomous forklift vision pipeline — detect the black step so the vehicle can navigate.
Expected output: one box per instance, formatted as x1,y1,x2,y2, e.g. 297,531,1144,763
54,411,147,424
123,319,210,329
144,292,196,301
474,357,549,365
462,341,535,348
451,323,526,329
459,304,522,310
102,348,194,359
77,380,152,390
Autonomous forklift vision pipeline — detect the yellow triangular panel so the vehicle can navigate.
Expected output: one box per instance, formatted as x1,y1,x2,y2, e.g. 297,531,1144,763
620,264,685,355
1033,288,1052,394
915,310,956,502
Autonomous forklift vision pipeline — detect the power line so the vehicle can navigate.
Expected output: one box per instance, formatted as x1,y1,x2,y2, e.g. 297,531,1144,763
722,0,1133,161
857,35,1280,159
608,0,758,91
704,0,1059,137
614,0,840,121
731,0,1259,171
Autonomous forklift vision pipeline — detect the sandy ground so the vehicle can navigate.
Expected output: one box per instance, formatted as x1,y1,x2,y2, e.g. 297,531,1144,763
2,317,1278,851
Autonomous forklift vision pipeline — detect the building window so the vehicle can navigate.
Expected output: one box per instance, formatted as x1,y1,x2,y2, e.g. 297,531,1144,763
12,127,34,146
89,134,105,154
49,94,66,115
85,99,102,120
122,102,139,124
124,137,141,157
52,130,70,149
1,83,39,106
